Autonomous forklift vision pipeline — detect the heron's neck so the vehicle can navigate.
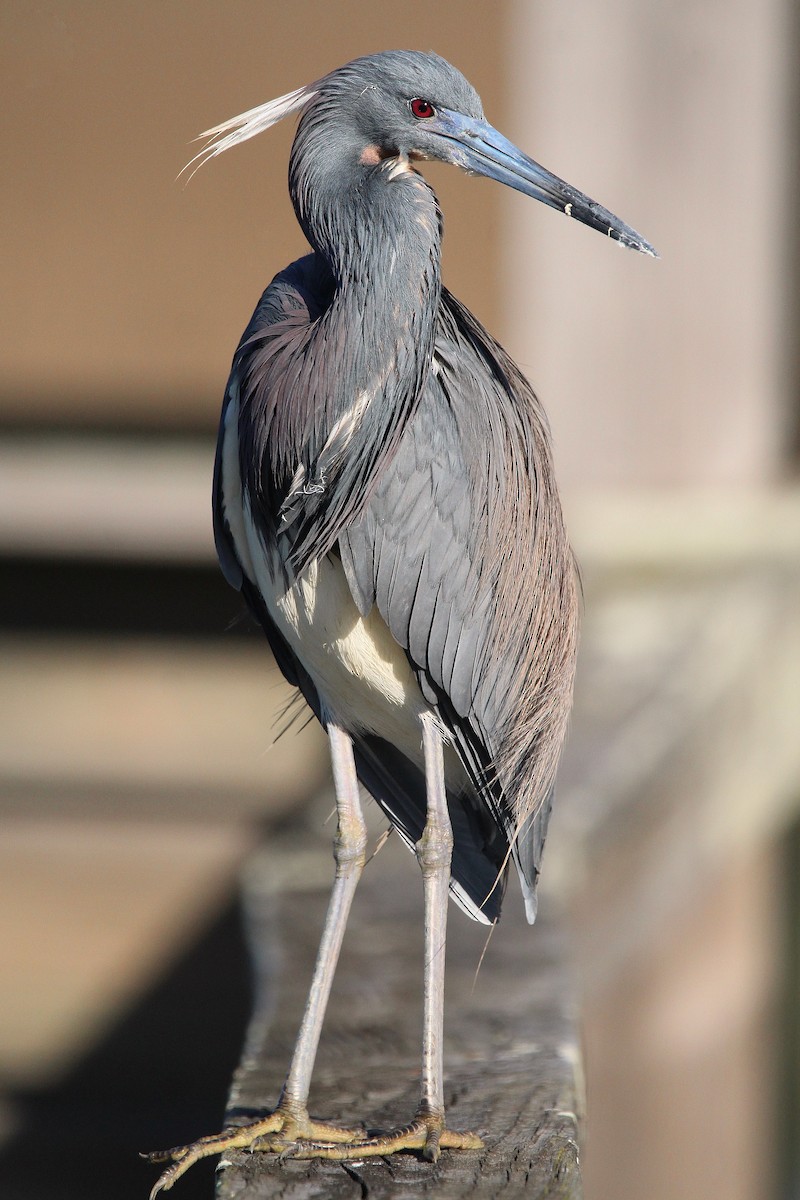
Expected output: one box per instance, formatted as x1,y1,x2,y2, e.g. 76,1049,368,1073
295,149,444,424
278,151,443,569
304,166,442,347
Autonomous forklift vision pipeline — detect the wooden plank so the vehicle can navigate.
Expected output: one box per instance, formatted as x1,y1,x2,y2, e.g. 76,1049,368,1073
547,564,800,1200
0,439,214,562
0,636,328,818
214,836,583,1199
551,566,800,973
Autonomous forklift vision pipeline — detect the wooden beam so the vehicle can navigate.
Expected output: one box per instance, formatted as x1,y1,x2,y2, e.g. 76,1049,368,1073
215,838,583,1198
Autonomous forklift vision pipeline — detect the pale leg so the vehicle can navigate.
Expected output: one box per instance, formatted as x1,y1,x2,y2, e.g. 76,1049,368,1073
416,713,454,1156
146,722,368,1196
291,713,482,1161
280,722,367,1115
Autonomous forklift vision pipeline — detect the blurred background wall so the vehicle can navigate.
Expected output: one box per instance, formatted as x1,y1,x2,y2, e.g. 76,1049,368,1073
1,3,799,1199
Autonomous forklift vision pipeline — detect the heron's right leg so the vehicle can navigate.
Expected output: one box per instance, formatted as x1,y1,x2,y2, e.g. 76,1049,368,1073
145,723,368,1197
278,722,368,1118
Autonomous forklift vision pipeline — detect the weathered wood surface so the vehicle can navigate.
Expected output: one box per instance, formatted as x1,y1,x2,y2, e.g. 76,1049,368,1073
552,564,800,981
216,835,583,1199
213,555,800,1200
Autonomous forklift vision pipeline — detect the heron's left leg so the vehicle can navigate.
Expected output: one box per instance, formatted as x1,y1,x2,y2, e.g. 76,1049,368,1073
145,723,368,1196
293,713,482,1161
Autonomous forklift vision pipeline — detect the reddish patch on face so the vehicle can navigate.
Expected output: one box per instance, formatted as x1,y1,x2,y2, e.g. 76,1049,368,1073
360,144,382,166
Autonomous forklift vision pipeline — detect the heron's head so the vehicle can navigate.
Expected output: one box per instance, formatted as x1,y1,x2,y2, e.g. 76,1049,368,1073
187,50,656,257
308,50,485,164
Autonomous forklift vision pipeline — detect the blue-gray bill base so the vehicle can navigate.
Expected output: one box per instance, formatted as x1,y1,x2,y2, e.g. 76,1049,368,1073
146,49,655,1197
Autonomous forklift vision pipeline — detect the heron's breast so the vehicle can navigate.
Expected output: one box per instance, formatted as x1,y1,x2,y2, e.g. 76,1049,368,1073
218,384,456,777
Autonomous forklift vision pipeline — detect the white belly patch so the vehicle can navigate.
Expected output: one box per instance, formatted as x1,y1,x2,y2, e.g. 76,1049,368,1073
252,532,431,763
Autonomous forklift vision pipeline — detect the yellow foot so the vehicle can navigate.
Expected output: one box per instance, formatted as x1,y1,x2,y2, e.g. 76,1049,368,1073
290,1109,483,1164
143,1106,365,1198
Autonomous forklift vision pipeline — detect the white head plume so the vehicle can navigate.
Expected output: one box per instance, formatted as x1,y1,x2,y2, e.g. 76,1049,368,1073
181,82,319,181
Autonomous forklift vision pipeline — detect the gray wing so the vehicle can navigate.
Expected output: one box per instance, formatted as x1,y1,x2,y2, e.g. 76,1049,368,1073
212,266,515,923
340,291,563,921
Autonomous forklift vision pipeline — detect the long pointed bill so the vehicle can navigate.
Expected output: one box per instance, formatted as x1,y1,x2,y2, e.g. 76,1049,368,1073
433,109,658,257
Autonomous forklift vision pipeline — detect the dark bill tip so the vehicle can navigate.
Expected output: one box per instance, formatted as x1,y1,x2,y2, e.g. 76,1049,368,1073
433,109,658,259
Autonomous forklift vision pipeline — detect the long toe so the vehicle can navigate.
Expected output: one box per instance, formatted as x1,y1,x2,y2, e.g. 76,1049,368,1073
289,1111,483,1163
145,1108,367,1197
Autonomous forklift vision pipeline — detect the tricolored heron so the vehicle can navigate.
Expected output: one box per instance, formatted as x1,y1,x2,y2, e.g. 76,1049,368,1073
148,49,655,1196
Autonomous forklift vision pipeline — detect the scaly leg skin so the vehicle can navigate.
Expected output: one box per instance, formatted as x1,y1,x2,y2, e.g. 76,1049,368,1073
143,1103,366,1198
292,715,483,1163
288,1106,483,1163
146,725,369,1197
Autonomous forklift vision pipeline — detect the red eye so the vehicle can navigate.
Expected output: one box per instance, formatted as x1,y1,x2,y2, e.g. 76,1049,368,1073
410,98,435,120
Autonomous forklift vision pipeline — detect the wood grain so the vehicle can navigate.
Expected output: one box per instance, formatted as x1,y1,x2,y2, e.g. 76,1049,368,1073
216,836,583,1198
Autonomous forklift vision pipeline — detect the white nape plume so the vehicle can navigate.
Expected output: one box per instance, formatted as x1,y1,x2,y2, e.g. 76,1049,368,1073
181,82,319,180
